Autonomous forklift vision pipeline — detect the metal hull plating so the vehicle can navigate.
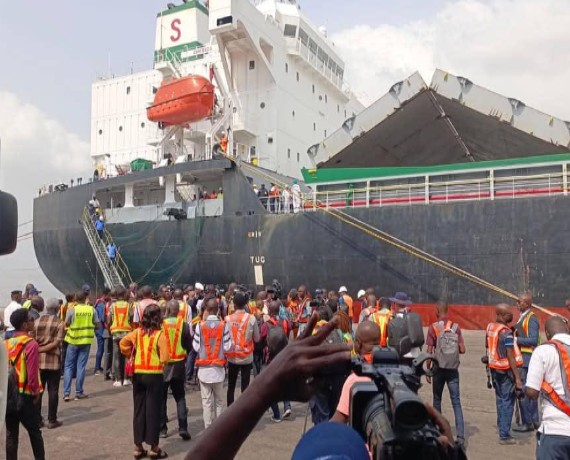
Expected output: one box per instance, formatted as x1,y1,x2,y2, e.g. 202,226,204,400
34,182,570,311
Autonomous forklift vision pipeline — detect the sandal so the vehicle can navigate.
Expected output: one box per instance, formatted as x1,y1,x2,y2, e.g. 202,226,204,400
149,449,168,459
134,449,147,459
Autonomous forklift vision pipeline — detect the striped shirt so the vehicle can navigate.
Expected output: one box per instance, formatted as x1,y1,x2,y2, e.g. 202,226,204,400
192,315,233,383
33,315,66,370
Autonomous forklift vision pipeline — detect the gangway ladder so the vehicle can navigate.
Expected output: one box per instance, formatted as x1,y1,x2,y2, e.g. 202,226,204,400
81,209,129,289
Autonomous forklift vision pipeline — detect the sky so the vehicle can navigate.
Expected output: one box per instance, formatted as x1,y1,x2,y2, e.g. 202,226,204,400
0,0,569,304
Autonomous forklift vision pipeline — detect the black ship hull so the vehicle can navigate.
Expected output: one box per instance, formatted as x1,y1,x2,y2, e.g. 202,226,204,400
34,164,570,328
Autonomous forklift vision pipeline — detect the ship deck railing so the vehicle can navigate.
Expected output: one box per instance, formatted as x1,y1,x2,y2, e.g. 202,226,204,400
302,163,570,211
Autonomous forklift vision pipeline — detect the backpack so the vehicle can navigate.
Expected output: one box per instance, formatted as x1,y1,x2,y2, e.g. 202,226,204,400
433,321,460,369
267,319,288,359
6,341,30,414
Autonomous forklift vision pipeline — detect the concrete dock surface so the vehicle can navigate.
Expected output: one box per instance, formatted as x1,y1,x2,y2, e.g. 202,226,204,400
0,329,536,459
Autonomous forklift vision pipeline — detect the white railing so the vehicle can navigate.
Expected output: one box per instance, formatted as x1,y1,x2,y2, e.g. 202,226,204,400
304,165,569,211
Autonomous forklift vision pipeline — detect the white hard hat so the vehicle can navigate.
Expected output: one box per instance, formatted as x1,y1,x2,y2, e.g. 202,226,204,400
195,282,204,291
339,286,348,293
357,289,366,299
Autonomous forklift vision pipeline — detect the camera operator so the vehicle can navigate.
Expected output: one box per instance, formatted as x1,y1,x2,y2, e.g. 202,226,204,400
309,306,351,425
331,321,379,424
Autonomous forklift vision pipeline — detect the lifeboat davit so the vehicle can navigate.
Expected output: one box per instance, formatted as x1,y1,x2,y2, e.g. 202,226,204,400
147,75,215,125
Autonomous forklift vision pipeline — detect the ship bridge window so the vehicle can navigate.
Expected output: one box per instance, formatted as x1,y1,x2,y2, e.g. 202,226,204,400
284,24,297,37
308,38,318,54
299,28,309,45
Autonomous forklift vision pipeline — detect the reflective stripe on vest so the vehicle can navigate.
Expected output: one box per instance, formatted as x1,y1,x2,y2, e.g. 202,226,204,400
5,336,43,395
22,299,31,310
134,329,163,374
486,322,524,370
196,321,226,367
370,311,392,347
541,340,570,416
110,301,132,333
520,312,541,354
226,311,253,359
311,319,329,336
178,301,188,321
163,317,187,362
65,305,95,346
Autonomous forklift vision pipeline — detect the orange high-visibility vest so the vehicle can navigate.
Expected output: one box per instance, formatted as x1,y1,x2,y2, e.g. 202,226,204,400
110,301,132,334
162,317,187,362
5,336,43,395
196,321,226,367
134,329,163,374
370,310,392,347
540,340,570,416
226,311,254,359
486,322,523,370
520,312,541,354
341,294,354,318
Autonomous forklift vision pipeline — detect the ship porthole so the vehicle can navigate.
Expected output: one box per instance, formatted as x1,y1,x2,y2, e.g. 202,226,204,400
119,126,123,132
98,129,103,135
260,102,266,109
141,122,146,128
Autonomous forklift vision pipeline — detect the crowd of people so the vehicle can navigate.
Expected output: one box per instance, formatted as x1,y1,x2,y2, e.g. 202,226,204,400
253,180,303,213
3,280,570,459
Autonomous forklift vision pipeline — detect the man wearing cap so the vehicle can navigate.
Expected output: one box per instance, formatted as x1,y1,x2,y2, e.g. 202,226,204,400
4,290,23,339
389,292,420,358
338,287,353,323
23,285,41,310
81,284,92,305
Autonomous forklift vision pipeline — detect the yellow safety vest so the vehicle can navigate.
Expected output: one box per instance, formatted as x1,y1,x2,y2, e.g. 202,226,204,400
110,301,132,333
65,304,95,346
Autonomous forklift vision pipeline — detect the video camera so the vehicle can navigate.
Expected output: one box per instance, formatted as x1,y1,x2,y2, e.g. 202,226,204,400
349,312,466,459
310,288,326,308
266,279,282,301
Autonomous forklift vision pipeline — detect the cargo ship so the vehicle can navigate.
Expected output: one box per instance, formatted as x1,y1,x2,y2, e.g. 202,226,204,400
33,0,570,328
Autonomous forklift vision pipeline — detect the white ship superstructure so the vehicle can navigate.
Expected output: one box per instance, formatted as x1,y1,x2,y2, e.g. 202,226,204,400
90,0,363,179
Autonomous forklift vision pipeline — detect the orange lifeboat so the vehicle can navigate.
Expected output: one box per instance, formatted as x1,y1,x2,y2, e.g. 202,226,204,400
147,75,215,125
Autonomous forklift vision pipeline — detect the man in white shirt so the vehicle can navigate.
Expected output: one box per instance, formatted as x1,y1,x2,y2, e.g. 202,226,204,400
526,316,570,459
192,298,233,429
3,290,23,339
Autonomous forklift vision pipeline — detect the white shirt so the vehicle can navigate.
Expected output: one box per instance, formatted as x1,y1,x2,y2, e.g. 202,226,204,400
193,315,233,383
4,301,22,331
526,333,570,436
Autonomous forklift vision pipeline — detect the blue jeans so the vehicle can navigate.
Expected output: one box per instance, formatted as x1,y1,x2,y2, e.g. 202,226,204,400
94,331,105,371
492,371,515,439
63,344,91,396
537,432,570,460
270,401,291,419
520,367,539,425
432,368,465,439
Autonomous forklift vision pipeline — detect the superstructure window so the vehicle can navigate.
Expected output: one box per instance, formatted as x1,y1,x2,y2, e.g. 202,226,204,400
296,72,299,82
297,152,300,162
284,24,297,37
119,126,123,132
312,84,315,94
287,148,291,159
299,28,309,45
325,94,328,103
98,129,103,135
313,122,316,131
249,60,255,70
285,63,288,73
126,86,131,95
